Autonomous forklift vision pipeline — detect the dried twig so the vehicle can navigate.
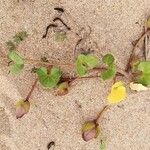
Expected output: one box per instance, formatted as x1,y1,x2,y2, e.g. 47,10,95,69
144,24,148,60
125,29,150,72
42,24,58,38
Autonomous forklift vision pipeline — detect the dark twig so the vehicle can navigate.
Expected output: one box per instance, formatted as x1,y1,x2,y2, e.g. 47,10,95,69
61,67,127,85
53,17,71,30
42,24,58,38
54,7,64,13
47,141,55,150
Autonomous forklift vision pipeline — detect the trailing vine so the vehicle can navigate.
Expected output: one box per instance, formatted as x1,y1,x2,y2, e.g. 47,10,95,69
0,7,150,146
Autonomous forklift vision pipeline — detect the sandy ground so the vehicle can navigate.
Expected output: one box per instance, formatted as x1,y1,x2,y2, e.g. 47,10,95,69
0,0,150,150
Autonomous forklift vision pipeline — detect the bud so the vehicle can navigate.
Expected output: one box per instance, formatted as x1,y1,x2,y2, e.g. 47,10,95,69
82,121,100,142
56,82,69,96
15,100,30,119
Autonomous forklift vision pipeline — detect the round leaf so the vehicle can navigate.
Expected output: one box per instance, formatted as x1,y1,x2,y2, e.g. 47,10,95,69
102,54,115,66
8,51,24,64
37,67,61,88
137,61,150,74
137,74,150,86
75,54,99,76
9,64,24,74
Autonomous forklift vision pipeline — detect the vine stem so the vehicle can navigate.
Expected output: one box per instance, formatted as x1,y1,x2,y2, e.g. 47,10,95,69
0,54,129,79
0,55,74,68
125,29,150,72
25,78,38,102
95,105,110,124
61,65,128,84
24,58,74,68
61,75,100,84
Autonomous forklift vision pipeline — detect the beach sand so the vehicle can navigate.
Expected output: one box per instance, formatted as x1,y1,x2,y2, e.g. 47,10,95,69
0,0,150,149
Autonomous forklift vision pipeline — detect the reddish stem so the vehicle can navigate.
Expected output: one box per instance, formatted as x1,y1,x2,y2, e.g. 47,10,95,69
61,67,126,85
95,105,110,124
25,78,38,101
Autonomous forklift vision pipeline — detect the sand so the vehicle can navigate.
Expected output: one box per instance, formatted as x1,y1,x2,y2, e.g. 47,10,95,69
0,0,150,149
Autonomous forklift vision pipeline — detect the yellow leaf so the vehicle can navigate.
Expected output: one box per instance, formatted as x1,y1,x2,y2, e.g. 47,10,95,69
107,81,126,104
130,82,148,92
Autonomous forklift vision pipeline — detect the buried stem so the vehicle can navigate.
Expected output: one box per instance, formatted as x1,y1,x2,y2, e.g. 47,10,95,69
25,78,38,101
0,55,74,68
0,55,128,77
61,67,127,84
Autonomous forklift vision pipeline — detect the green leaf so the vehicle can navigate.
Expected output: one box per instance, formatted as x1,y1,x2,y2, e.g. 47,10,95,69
55,31,67,42
102,54,115,66
100,54,116,80
8,51,24,64
85,55,99,68
13,31,28,44
36,67,61,88
101,66,116,80
137,74,150,86
7,51,24,74
137,61,150,74
136,61,150,86
76,60,87,76
9,64,24,74
75,54,99,76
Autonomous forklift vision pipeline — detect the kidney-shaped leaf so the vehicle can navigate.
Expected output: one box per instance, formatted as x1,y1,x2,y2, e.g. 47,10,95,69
36,67,61,88
7,51,24,74
136,61,150,86
75,54,99,76
101,67,116,80
102,53,115,66
137,61,150,74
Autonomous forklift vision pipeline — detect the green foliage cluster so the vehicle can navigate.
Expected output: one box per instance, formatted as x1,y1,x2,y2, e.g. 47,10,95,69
6,31,28,74
6,31,150,89
75,53,116,80
6,32,119,89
